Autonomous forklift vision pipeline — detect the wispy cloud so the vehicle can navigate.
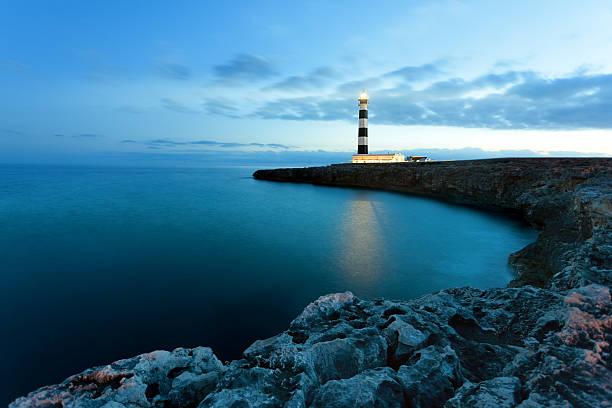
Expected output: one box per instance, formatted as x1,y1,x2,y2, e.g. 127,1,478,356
247,65,612,130
334,62,443,94
84,64,132,83
0,128,24,136
265,66,339,91
116,105,146,114
72,133,101,138
76,54,612,132
202,99,240,118
335,76,383,94
213,53,277,84
121,138,291,150
0,60,28,70
158,63,191,80
161,98,200,114
253,97,323,121
382,62,443,82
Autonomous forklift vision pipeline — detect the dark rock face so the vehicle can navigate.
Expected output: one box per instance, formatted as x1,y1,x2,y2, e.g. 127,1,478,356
12,158,612,407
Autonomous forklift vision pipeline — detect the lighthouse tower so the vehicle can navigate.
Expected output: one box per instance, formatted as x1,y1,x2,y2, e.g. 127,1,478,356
351,90,406,163
357,90,369,154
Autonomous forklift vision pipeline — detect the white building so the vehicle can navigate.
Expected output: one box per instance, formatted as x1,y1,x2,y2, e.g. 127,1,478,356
351,153,406,163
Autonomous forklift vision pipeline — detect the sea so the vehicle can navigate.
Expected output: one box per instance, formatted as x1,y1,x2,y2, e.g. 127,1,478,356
0,164,537,403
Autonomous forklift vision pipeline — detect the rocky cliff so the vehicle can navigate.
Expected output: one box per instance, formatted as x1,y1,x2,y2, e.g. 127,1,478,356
12,158,612,407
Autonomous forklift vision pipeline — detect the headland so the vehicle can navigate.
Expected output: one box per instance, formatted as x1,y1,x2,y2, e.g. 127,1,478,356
12,158,612,407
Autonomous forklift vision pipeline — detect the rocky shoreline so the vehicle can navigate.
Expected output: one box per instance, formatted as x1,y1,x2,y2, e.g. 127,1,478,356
12,158,611,407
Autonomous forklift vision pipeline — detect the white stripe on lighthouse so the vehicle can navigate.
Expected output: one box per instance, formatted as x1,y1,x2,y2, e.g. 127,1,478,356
359,118,367,128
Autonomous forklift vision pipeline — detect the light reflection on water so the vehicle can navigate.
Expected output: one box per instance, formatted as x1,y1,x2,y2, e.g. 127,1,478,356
337,192,386,290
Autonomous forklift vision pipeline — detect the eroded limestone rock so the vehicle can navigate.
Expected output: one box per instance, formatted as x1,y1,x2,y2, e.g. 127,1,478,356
10,347,223,408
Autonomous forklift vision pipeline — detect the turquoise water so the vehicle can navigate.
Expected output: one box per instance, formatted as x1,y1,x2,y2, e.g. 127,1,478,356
0,165,537,403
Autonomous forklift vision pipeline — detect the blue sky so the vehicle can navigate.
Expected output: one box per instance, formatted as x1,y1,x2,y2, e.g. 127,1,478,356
1,0,611,163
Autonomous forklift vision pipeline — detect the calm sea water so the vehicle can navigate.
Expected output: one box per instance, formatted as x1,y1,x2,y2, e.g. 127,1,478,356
0,164,537,403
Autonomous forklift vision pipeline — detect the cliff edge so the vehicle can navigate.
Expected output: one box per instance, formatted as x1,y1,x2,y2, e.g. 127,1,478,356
12,158,612,407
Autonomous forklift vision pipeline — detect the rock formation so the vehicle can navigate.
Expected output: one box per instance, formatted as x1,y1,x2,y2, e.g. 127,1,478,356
12,158,611,407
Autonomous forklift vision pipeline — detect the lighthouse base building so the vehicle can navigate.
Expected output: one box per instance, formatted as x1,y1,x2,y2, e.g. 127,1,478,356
351,153,405,163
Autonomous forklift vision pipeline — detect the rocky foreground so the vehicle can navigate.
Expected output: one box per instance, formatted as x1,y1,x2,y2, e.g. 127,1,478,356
12,158,612,407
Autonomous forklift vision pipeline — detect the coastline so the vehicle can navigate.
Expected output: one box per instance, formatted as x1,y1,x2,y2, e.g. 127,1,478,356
12,158,612,407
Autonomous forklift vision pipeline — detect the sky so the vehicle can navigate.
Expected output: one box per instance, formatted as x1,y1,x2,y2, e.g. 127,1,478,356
1,0,611,164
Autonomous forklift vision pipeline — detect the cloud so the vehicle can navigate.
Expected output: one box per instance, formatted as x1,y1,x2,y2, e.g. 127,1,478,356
72,133,100,138
253,97,323,121
265,66,339,91
405,71,529,100
84,64,131,83
493,59,520,70
164,56,611,130
158,63,191,80
121,138,291,150
213,54,276,83
116,105,146,114
506,74,607,100
378,72,612,129
383,62,442,82
251,66,612,130
161,98,200,114
202,99,240,118
0,128,24,136
336,76,383,94
335,62,443,94
0,60,27,70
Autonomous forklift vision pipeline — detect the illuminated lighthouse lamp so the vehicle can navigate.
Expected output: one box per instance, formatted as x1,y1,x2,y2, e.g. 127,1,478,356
359,90,369,102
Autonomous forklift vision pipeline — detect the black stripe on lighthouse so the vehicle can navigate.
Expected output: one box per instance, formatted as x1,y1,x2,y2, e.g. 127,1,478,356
357,91,368,154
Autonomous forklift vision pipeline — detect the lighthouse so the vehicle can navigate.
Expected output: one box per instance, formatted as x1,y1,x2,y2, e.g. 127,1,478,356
357,90,369,154
351,90,406,163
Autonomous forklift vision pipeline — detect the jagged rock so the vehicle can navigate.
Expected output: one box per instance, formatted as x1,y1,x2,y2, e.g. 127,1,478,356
10,347,224,408
445,376,521,407
397,345,462,407
198,364,286,408
310,367,404,408
383,317,428,363
12,159,612,407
